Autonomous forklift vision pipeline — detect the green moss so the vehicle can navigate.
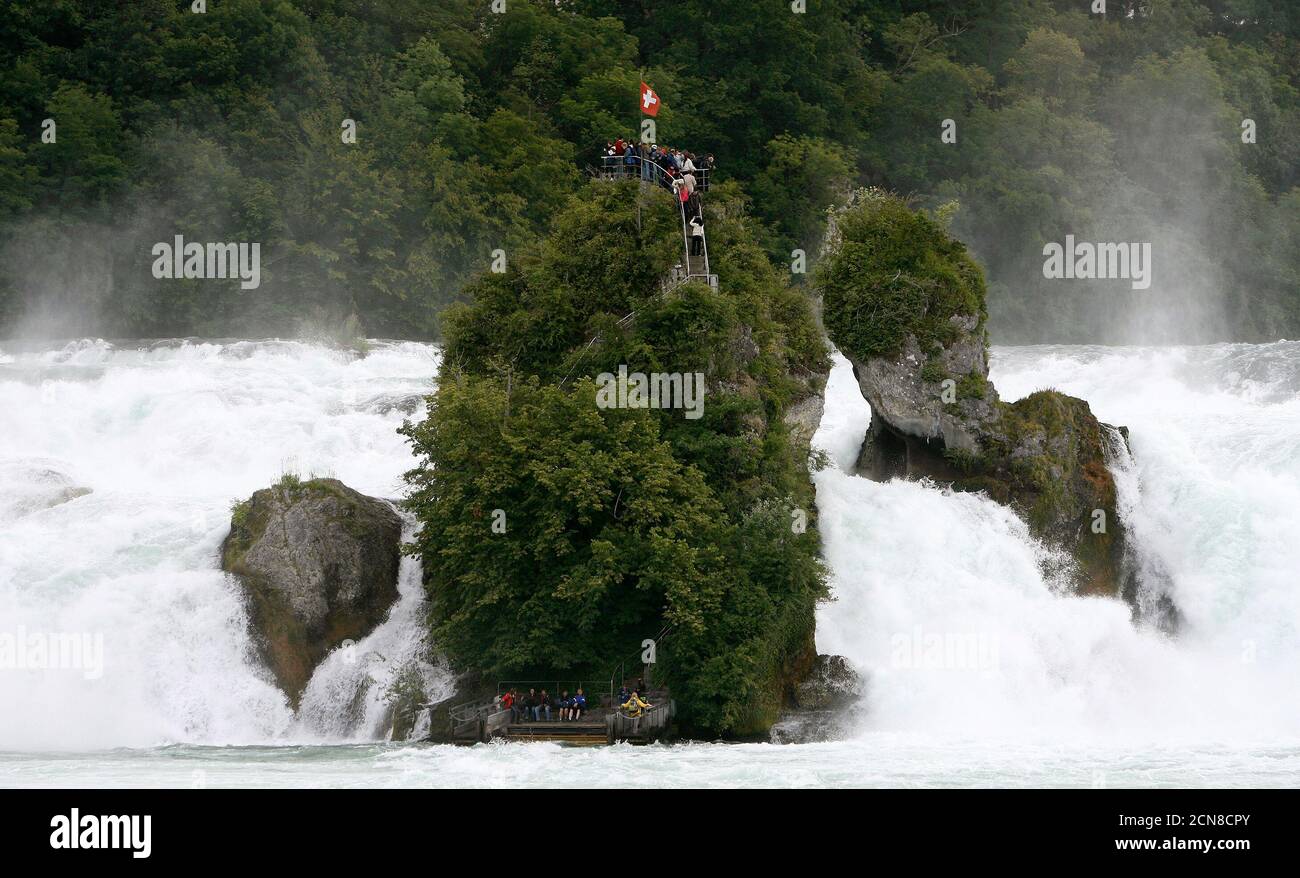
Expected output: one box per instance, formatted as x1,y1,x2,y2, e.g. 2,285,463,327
957,372,988,400
943,446,981,473
920,357,947,384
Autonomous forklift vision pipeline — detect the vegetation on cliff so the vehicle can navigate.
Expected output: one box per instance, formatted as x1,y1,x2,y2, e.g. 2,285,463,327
820,189,987,361
402,181,828,735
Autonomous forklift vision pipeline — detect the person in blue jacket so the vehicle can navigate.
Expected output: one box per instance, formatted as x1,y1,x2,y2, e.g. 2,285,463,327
570,689,588,719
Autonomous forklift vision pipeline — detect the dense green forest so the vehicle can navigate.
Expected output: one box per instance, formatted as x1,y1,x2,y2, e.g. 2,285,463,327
0,0,1296,342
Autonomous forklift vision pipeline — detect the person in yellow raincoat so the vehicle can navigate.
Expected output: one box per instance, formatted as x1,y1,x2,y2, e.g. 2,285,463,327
621,691,651,717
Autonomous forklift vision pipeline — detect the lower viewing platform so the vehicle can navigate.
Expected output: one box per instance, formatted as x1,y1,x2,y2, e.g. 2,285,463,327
441,686,674,746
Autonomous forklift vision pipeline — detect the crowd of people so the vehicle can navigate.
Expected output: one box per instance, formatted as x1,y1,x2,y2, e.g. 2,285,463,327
602,139,710,260
500,687,588,723
496,682,654,723
602,138,712,193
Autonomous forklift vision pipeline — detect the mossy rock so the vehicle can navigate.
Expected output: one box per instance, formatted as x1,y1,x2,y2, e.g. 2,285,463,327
221,477,403,706
823,191,1132,599
819,189,987,361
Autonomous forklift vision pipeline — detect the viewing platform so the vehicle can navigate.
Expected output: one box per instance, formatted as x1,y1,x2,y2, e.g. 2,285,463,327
595,152,717,292
444,684,674,746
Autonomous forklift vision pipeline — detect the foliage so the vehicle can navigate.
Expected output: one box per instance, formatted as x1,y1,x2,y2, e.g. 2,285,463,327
818,190,987,360
402,180,827,734
0,0,1296,342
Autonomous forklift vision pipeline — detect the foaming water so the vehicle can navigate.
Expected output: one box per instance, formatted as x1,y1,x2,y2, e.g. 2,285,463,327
0,339,443,749
814,345,1300,747
1,337,1297,786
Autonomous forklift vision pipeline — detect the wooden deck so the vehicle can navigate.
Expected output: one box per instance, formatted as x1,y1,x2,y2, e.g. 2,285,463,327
444,693,674,746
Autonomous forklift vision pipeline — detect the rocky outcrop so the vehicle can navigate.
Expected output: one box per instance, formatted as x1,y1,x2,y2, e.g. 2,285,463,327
0,461,92,522
820,190,1133,599
791,654,864,711
221,477,402,706
783,387,828,452
771,654,865,744
851,313,999,454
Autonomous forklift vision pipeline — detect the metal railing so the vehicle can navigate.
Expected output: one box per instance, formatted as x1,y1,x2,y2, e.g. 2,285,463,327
446,695,513,742
600,153,712,191
596,152,717,289
496,680,607,712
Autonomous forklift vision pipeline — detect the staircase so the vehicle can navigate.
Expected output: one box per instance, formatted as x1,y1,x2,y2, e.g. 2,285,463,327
600,153,716,290
504,721,608,746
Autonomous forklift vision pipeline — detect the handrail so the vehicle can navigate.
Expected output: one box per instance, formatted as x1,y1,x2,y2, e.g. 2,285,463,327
600,153,711,191
601,153,714,288
448,696,498,725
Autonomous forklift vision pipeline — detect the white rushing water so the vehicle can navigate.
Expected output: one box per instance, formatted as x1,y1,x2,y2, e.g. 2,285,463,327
0,339,449,751
1,338,1297,787
814,345,1300,746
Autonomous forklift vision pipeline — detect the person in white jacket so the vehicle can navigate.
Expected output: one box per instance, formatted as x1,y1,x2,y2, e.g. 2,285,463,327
689,215,704,256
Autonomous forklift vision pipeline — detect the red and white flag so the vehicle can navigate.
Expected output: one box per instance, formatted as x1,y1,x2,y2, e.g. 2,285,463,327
640,81,660,116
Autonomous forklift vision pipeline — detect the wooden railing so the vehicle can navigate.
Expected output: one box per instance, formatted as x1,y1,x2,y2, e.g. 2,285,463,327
448,697,512,743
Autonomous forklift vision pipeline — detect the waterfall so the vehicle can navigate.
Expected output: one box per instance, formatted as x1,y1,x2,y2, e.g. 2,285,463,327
813,344,1300,744
0,339,443,749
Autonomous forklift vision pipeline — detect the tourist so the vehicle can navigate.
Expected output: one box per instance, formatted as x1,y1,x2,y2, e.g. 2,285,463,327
623,142,638,178
501,688,515,717
617,685,631,706
558,689,572,721
537,689,552,722
524,688,538,721
689,215,704,256
622,690,651,717
571,689,587,719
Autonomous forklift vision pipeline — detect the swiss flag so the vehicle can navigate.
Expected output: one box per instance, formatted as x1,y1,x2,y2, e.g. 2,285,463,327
640,81,660,116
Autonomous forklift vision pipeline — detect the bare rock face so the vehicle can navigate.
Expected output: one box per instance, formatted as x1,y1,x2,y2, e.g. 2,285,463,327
771,654,865,744
221,478,402,706
783,383,828,450
791,654,864,711
851,313,1000,453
